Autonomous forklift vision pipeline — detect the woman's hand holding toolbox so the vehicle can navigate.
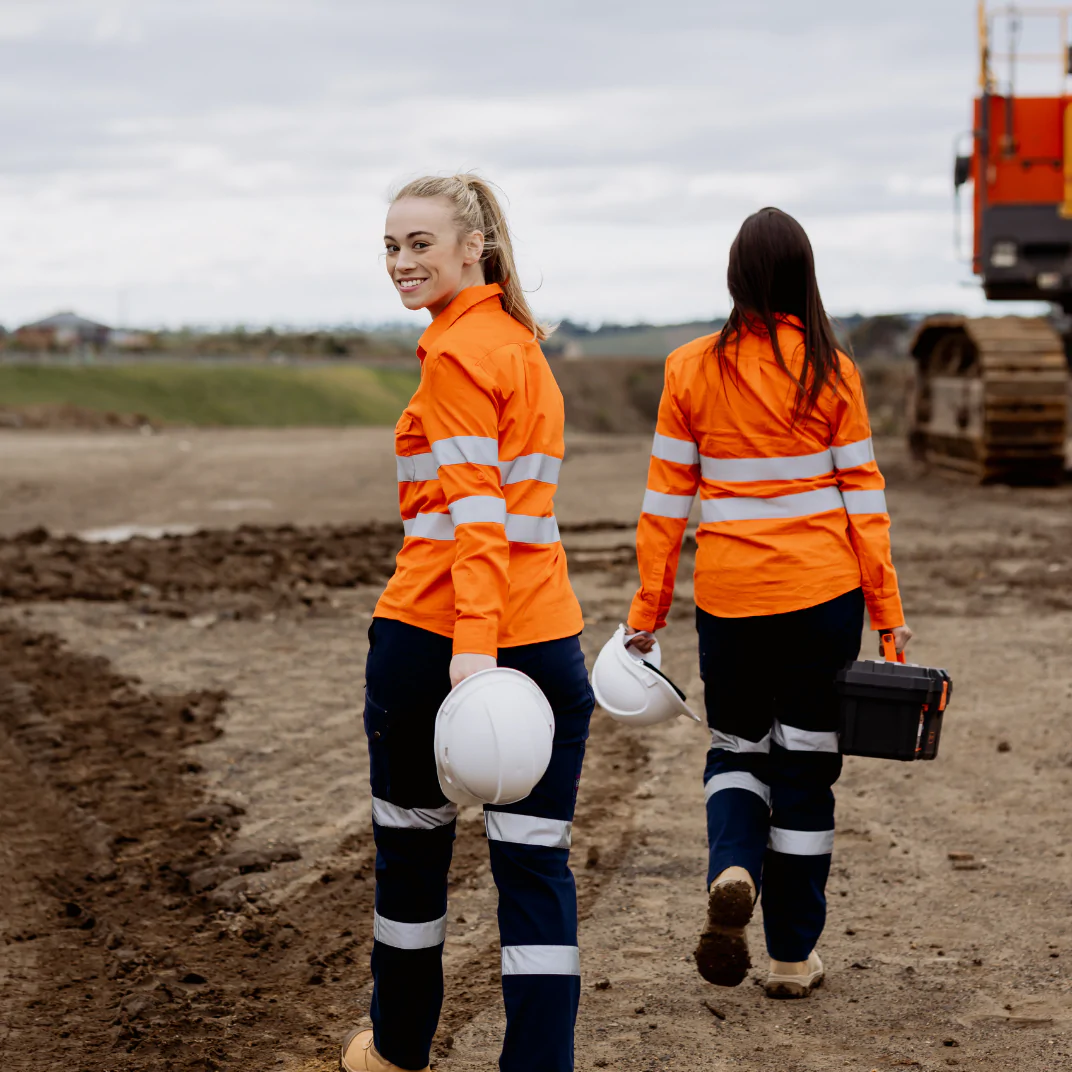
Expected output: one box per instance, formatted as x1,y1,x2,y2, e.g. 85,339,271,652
879,624,914,658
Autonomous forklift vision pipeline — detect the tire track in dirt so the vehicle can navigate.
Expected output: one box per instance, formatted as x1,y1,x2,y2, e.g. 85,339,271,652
0,624,377,1070
0,618,647,1071
0,524,651,1069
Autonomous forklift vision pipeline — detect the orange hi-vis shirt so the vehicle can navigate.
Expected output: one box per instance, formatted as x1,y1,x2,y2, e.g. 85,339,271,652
628,318,904,632
375,283,584,656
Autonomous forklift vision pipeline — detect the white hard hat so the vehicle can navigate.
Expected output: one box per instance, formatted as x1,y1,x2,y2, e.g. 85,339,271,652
591,624,701,726
434,668,555,806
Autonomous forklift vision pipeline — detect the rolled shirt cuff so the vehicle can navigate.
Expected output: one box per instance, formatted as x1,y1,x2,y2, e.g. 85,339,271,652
866,591,905,631
452,617,500,657
627,594,662,633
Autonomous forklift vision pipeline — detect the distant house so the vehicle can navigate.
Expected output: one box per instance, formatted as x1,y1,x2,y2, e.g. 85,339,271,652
15,311,111,352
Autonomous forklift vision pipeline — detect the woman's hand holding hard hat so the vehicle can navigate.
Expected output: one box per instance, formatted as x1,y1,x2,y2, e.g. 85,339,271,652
622,624,657,654
450,653,497,688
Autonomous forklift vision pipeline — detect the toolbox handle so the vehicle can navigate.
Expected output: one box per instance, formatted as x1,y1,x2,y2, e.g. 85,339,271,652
880,631,906,664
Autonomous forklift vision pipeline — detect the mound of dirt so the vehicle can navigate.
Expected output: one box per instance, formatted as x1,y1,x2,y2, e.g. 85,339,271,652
0,624,231,1065
0,612,651,1070
0,521,635,618
0,404,156,431
553,359,666,433
552,356,916,435
0,523,405,615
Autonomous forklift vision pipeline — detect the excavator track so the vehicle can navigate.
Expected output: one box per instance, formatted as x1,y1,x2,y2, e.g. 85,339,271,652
908,315,1069,485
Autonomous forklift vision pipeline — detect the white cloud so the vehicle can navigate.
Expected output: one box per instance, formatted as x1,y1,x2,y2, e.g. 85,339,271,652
0,0,1022,329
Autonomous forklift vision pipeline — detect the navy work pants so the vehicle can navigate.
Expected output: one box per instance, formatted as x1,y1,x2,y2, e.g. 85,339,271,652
697,588,863,963
363,617,594,1072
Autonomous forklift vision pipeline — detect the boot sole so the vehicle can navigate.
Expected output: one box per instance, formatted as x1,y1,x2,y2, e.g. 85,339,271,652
765,973,824,999
694,878,754,987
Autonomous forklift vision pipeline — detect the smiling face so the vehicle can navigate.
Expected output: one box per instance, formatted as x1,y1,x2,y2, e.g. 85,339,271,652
384,195,485,319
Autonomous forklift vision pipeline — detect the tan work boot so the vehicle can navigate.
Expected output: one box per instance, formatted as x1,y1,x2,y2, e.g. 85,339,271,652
339,1029,429,1072
694,865,756,987
765,950,824,998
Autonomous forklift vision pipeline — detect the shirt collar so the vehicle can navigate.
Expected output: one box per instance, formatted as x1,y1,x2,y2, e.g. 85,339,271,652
739,312,804,338
416,283,504,359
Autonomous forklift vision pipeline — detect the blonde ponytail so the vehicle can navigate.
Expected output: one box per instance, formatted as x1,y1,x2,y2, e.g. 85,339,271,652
391,173,549,341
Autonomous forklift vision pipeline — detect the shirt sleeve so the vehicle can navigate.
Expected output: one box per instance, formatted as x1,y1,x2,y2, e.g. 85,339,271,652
830,359,905,630
422,349,510,657
627,361,700,632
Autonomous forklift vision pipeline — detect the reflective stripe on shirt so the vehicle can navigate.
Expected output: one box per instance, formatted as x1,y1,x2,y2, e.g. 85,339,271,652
652,432,700,466
700,448,834,483
396,452,439,483
499,453,562,485
448,495,507,526
843,489,887,515
694,436,874,483
403,511,560,544
700,486,845,524
431,435,499,468
505,513,560,544
831,436,875,470
641,489,694,519
397,448,561,486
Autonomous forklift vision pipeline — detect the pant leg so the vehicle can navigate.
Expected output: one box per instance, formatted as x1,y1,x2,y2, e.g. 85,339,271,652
490,635,594,1072
696,606,776,891
761,588,864,963
365,618,456,1071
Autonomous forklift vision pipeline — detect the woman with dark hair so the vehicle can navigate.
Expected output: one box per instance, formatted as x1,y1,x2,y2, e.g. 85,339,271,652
624,207,911,998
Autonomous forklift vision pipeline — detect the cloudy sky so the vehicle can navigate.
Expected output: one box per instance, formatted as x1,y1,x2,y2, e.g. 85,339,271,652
0,1,1052,329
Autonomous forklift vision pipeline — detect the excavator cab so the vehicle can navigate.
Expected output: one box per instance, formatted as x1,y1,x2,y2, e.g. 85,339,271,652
909,2,1070,483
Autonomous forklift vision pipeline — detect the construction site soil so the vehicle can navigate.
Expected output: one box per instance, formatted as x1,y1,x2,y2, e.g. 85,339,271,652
1,428,1070,1072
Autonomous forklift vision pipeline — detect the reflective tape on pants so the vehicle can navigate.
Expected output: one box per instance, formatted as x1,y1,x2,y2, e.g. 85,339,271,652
768,827,835,856
485,811,572,849
501,944,581,976
372,797,458,829
703,770,771,806
710,729,771,754
771,722,839,753
374,911,448,949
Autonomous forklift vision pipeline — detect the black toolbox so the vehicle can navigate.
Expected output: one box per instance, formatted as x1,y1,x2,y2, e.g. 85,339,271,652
836,633,952,761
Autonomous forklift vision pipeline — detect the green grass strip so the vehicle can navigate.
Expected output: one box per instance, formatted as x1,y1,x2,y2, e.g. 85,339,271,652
0,363,420,427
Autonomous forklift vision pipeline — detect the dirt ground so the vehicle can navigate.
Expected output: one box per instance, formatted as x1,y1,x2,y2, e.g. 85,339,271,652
1,427,1070,1072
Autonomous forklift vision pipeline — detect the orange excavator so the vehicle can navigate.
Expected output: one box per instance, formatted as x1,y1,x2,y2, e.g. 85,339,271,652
909,2,1071,483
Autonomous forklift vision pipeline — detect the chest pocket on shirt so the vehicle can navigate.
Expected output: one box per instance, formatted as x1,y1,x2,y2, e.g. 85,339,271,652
394,409,430,474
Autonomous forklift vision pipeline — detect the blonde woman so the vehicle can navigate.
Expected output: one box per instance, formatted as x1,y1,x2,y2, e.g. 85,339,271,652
340,176,593,1072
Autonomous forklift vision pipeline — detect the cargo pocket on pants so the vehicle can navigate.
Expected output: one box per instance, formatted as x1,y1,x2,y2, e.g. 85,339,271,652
364,691,392,801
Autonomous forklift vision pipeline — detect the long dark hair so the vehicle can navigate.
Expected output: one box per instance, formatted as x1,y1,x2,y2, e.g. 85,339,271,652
713,207,847,420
